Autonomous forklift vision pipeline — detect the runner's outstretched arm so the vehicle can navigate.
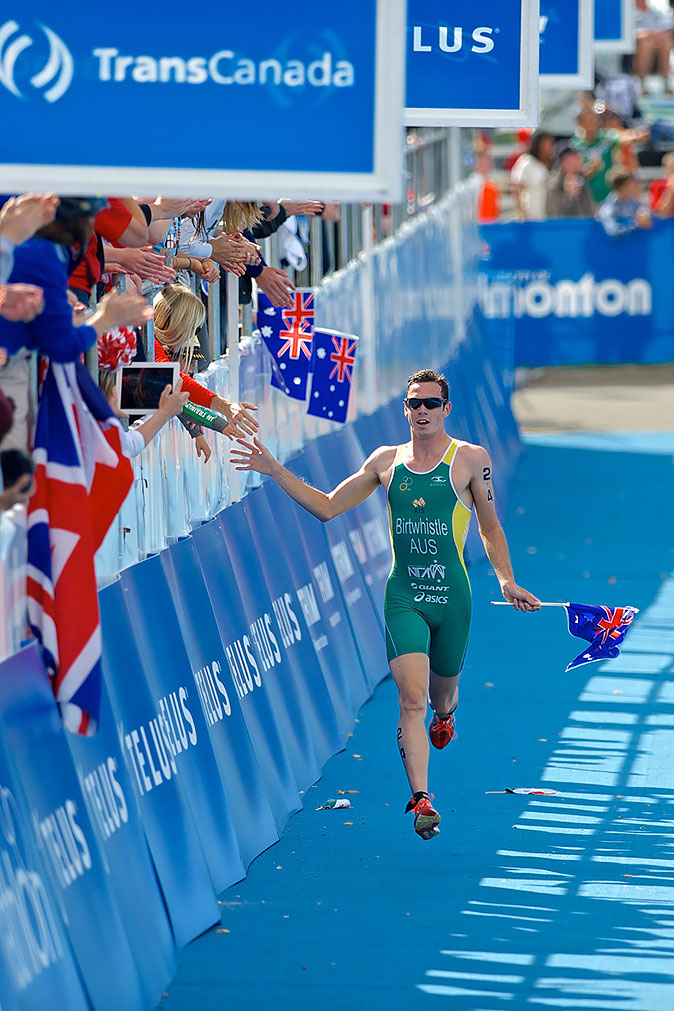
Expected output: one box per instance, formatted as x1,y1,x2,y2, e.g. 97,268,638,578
231,436,382,521
468,446,541,613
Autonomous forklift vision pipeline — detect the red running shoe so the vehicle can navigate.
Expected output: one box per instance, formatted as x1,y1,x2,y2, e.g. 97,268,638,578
429,710,456,750
405,793,441,840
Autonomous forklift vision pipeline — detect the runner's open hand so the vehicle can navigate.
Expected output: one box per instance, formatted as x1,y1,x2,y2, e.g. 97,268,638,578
230,436,277,476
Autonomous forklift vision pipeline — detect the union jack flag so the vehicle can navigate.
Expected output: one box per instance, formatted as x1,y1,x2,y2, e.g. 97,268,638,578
277,325,313,361
257,290,313,400
307,328,359,424
281,290,314,332
27,362,133,734
564,602,639,672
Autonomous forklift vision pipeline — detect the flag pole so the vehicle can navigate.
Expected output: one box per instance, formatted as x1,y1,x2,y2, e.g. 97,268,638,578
490,601,569,607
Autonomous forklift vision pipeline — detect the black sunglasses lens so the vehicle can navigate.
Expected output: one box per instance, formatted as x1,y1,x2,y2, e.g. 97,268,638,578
406,397,444,410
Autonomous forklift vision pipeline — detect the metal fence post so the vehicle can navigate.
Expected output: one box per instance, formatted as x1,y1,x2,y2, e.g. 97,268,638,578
310,216,323,286
241,301,253,337
207,279,221,361
225,270,241,501
449,127,462,191
359,204,377,410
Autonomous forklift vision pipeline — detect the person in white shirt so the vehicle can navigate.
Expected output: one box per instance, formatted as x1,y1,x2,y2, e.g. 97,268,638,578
634,0,674,92
511,131,556,221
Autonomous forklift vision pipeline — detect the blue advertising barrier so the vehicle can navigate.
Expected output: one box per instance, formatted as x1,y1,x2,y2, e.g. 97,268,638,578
540,0,594,88
243,487,348,763
260,480,371,733
479,220,674,368
0,648,89,1011
119,558,245,895
216,502,322,792
285,451,389,694
190,517,302,830
0,645,147,1011
405,0,539,127
160,537,279,869
0,1,405,200
67,672,177,1007
317,425,393,606
595,0,634,52
99,581,220,948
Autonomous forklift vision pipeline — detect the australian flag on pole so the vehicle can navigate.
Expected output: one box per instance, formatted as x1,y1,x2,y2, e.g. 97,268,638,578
307,328,359,423
257,289,314,400
564,602,639,672
27,362,133,735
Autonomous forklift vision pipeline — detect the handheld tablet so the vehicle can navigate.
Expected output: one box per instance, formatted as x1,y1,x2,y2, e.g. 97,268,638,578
116,363,180,416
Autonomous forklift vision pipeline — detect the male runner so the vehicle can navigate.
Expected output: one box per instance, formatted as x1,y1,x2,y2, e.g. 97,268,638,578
231,369,540,839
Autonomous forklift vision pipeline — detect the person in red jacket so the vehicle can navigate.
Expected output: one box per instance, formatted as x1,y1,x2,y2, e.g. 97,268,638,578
153,283,258,438
68,198,149,305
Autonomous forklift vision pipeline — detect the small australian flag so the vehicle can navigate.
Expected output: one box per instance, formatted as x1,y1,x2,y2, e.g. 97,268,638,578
257,290,314,400
307,328,359,423
564,602,639,672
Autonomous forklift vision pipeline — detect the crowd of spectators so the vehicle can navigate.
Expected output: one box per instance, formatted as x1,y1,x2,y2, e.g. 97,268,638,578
0,192,339,519
480,0,674,234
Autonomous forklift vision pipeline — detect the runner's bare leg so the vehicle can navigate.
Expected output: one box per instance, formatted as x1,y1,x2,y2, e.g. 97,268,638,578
429,671,459,717
389,653,431,794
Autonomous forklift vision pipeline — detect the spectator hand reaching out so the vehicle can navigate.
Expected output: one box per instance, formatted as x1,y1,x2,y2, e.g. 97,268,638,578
278,199,324,216
0,284,44,322
255,265,295,308
89,290,153,336
105,246,176,285
190,257,220,282
0,194,59,245
194,434,212,462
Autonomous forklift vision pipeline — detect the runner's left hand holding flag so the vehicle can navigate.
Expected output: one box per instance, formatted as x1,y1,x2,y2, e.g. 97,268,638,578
564,601,638,672
491,599,639,672
27,362,133,735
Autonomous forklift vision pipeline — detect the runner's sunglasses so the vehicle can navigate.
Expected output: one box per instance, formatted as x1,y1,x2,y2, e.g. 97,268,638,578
404,397,447,410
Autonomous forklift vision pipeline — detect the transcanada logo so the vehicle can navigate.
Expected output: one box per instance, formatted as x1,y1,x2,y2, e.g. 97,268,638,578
0,21,72,101
0,20,355,102
413,26,497,55
478,273,652,320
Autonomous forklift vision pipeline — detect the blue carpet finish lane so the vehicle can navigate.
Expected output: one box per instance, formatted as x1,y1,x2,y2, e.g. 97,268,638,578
158,432,674,1010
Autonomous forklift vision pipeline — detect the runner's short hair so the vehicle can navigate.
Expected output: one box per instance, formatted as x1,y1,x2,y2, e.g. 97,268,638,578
407,369,449,401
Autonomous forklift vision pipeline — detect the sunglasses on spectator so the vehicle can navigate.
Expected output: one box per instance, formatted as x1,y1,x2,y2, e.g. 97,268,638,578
404,397,447,410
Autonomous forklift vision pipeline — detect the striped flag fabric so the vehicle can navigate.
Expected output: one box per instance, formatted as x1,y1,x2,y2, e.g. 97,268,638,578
257,290,314,400
306,328,359,423
27,362,133,734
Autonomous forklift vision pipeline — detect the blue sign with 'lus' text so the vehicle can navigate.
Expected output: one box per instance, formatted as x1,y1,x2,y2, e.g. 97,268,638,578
0,0,405,200
540,0,594,88
405,0,540,127
595,0,634,53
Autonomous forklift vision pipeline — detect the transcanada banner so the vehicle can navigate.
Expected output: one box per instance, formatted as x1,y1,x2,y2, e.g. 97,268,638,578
0,0,405,199
479,220,674,367
405,0,540,127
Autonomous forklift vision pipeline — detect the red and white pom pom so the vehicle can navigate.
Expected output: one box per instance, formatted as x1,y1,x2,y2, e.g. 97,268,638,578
97,326,138,372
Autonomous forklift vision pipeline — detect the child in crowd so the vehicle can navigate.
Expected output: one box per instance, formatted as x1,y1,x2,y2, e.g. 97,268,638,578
98,370,189,459
596,170,653,236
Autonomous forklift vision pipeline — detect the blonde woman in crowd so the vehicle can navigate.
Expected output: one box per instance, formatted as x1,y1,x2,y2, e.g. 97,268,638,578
153,283,258,441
